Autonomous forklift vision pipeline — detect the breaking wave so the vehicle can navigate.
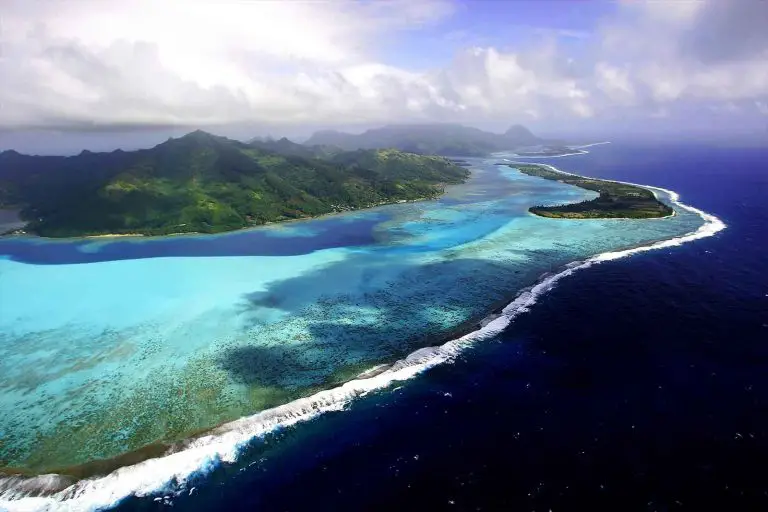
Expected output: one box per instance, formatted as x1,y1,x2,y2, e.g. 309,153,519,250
0,163,725,512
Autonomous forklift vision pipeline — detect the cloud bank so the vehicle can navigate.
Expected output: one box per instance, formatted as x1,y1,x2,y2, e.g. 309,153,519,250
1,0,767,131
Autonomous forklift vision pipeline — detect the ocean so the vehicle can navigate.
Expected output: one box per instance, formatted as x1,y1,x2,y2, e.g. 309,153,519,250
2,141,765,510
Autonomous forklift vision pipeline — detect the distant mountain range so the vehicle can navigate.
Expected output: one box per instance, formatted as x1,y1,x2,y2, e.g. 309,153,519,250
302,123,549,156
0,131,468,237
247,136,343,159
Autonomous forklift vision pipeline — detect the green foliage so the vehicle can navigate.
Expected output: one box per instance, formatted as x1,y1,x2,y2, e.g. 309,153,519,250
512,164,674,219
246,137,343,159
0,131,469,237
303,123,544,156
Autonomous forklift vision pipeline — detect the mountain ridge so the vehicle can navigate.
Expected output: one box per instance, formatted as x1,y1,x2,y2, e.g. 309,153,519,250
303,123,545,156
0,131,469,237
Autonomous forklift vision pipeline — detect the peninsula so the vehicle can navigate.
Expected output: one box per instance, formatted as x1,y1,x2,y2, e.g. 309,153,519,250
512,146,587,157
512,163,674,219
0,131,469,238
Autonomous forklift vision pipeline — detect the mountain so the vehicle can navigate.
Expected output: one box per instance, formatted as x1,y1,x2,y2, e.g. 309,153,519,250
247,136,343,159
503,124,539,145
304,130,353,148
303,123,546,156
0,131,468,237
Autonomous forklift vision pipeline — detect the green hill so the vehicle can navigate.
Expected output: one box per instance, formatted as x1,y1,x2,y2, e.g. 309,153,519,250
512,164,674,219
246,136,343,159
0,131,469,237
303,123,547,156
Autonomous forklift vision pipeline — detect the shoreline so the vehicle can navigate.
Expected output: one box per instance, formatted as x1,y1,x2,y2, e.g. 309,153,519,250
507,150,588,159
535,162,677,220
570,141,612,149
84,233,146,239
1,195,446,242
493,142,611,160
0,163,727,511
526,209,677,221
0,293,516,484
506,161,675,220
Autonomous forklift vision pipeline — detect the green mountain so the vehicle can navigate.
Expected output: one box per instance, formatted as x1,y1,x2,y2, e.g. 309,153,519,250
0,131,469,237
303,123,545,156
246,136,343,159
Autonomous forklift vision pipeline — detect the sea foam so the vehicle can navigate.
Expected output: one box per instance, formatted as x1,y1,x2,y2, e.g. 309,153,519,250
0,161,725,512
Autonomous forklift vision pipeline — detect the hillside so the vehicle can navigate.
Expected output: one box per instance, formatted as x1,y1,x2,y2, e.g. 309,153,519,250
512,164,674,219
246,136,343,159
0,131,469,237
303,123,544,156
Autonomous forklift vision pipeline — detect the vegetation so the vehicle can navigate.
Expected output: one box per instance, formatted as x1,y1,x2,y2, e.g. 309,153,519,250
514,146,585,157
0,131,468,237
247,136,343,159
512,164,674,219
303,123,549,156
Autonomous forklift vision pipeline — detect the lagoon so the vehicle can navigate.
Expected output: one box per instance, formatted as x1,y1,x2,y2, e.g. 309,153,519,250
0,155,704,478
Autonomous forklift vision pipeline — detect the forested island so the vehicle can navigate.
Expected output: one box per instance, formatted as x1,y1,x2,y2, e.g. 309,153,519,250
513,146,586,157
512,164,674,219
0,131,468,237
304,123,549,156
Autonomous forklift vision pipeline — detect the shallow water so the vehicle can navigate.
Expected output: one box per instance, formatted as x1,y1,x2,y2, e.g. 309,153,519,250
0,155,703,482
127,142,758,512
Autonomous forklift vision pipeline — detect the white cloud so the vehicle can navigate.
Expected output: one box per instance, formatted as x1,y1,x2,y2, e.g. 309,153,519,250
1,0,464,128
1,0,767,130
594,63,635,105
707,102,742,115
597,0,768,108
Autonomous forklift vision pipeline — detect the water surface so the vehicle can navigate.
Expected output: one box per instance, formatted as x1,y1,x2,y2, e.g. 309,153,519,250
133,142,761,512
0,155,704,476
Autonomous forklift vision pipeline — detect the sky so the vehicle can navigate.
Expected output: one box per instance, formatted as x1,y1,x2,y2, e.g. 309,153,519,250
1,0,768,154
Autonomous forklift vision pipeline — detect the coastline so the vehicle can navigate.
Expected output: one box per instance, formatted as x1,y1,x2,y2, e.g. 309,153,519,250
526,209,677,221
0,161,726,511
493,142,611,160
0,209,26,236
2,195,444,242
536,162,677,220
570,141,612,149
506,161,675,220
84,233,146,239
0,292,516,483
507,150,588,159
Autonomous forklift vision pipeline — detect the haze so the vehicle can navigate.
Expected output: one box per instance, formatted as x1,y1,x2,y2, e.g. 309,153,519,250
1,0,767,154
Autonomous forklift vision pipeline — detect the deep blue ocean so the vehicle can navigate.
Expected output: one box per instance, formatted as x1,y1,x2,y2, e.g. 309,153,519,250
13,142,768,511
119,142,767,512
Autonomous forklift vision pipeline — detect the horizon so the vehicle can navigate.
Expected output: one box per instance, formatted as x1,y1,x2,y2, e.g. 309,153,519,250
2,2,767,510
2,121,767,157
1,0,768,154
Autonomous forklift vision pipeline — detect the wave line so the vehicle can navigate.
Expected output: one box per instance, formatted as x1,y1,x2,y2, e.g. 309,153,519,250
0,163,725,512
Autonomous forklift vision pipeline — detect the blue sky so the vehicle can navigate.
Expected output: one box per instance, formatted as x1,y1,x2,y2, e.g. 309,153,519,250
1,0,767,154
378,1,610,69
358,0,622,84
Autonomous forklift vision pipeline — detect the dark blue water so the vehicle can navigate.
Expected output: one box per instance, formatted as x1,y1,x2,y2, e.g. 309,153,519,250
0,215,385,264
0,156,531,265
120,142,767,511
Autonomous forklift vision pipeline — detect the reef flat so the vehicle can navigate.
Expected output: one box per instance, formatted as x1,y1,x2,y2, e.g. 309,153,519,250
0,157,703,487
513,163,673,219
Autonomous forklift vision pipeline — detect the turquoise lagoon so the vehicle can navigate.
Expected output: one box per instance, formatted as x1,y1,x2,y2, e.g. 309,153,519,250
0,157,705,475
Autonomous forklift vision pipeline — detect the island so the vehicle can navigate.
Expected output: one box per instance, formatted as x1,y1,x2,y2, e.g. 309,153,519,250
511,163,674,219
512,146,587,157
303,123,548,156
0,131,469,238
